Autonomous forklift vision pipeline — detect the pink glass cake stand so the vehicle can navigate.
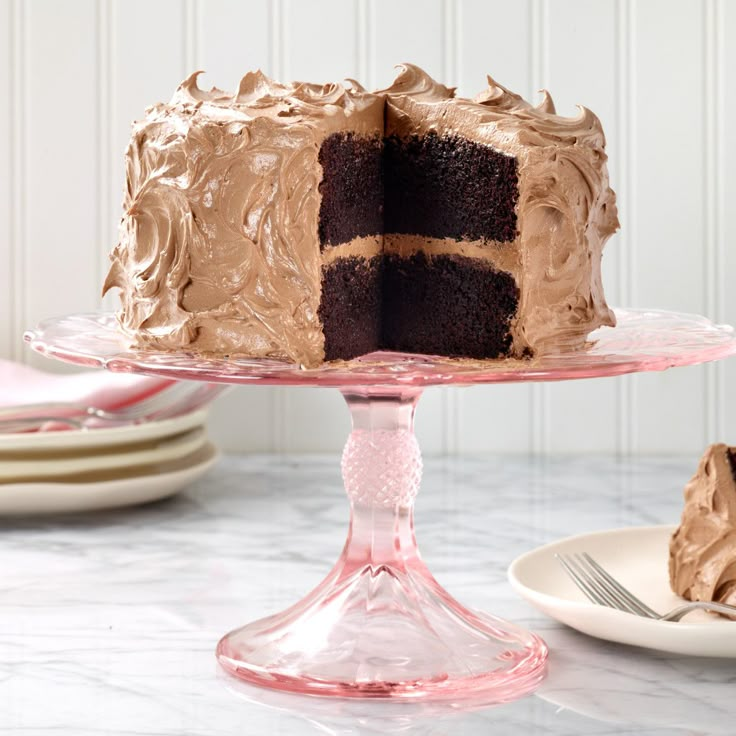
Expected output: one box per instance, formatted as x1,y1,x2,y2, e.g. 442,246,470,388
24,308,736,703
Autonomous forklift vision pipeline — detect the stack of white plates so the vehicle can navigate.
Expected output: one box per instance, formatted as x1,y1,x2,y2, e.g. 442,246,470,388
0,409,218,515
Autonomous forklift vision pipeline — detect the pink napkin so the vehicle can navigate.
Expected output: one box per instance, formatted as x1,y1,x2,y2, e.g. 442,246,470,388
0,360,176,415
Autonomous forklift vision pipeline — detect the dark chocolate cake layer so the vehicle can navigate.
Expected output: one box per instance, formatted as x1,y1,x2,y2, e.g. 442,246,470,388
319,256,382,361
381,252,519,359
383,131,519,243
318,133,384,248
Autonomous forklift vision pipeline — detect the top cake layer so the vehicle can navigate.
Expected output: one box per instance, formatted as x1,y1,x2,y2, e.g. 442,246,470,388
104,64,618,366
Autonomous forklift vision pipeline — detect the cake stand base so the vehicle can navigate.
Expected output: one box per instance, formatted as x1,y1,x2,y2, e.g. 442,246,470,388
216,387,548,701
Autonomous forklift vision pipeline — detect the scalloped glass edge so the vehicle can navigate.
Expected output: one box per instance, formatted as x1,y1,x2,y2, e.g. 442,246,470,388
24,308,736,387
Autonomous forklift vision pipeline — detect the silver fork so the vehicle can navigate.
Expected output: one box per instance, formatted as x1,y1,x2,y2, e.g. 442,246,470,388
0,382,228,433
556,551,736,622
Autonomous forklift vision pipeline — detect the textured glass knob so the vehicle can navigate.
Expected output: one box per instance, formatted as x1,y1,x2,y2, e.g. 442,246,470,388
342,428,423,508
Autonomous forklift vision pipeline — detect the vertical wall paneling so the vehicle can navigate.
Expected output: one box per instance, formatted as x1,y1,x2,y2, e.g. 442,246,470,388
183,0,201,72
722,0,736,443
355,0,368,84
456,0,532,100
24,0,98,371
96,0,111,306
11,0,28,363
455,0,534,453
709,0,736,442
703,0,725,444
199,0,270,84
363,0,376,90
283,0,359,81
633,0,707,453
631,0,705,307
270,0,285,80
543,0,619,453
282,389,351,454
206,386,277,454
615,0,636,456
371,0,444,88
3,0,20,359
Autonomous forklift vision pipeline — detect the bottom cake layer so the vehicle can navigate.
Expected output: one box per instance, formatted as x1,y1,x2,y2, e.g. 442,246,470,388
319,252,520,362
319,256,382,362
382,252,519,359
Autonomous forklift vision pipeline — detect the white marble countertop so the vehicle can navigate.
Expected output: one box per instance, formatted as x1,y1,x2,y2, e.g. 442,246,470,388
1,453,734,735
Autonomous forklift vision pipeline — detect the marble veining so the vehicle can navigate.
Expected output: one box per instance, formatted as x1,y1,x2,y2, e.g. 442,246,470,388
0,453,733,735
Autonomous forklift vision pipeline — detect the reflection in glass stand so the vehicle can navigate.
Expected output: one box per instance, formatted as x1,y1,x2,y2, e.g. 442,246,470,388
24,308,736,702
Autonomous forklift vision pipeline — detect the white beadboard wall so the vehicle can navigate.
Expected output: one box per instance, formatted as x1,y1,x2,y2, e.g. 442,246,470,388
1,0,734,454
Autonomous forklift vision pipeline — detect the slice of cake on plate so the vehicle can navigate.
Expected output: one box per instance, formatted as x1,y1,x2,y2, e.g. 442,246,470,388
670,444,736,606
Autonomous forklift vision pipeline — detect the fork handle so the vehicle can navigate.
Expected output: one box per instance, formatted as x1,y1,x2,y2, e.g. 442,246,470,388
661,600,736,622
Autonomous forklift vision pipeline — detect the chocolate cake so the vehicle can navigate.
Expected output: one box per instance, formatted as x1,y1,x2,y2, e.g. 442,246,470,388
670,444,736,606
104,64,618,367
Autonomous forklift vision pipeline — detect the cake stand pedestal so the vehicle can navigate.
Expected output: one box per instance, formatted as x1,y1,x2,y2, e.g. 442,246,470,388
25,308,736,703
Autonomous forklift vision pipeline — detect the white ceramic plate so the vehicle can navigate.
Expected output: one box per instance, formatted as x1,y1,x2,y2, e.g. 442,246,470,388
0,408,209,452
0,443,218,515
0,426,207,481
0,426,207,482
508,525,736,658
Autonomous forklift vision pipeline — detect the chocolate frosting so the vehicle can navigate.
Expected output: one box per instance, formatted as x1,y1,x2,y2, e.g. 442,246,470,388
104,71,383,365
105,64,617,364
670,444,736,605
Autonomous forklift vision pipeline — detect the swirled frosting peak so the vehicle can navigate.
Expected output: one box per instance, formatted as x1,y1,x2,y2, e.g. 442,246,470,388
377,63,456,101
169,68,378,119
670,444,736,605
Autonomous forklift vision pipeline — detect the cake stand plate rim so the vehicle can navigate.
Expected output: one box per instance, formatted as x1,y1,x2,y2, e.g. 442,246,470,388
23,307,736,387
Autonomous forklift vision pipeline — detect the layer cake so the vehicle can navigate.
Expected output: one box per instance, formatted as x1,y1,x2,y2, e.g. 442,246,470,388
104,64,618,367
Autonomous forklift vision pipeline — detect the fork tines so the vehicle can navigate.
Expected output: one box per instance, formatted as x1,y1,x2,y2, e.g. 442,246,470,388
556,552,659,619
